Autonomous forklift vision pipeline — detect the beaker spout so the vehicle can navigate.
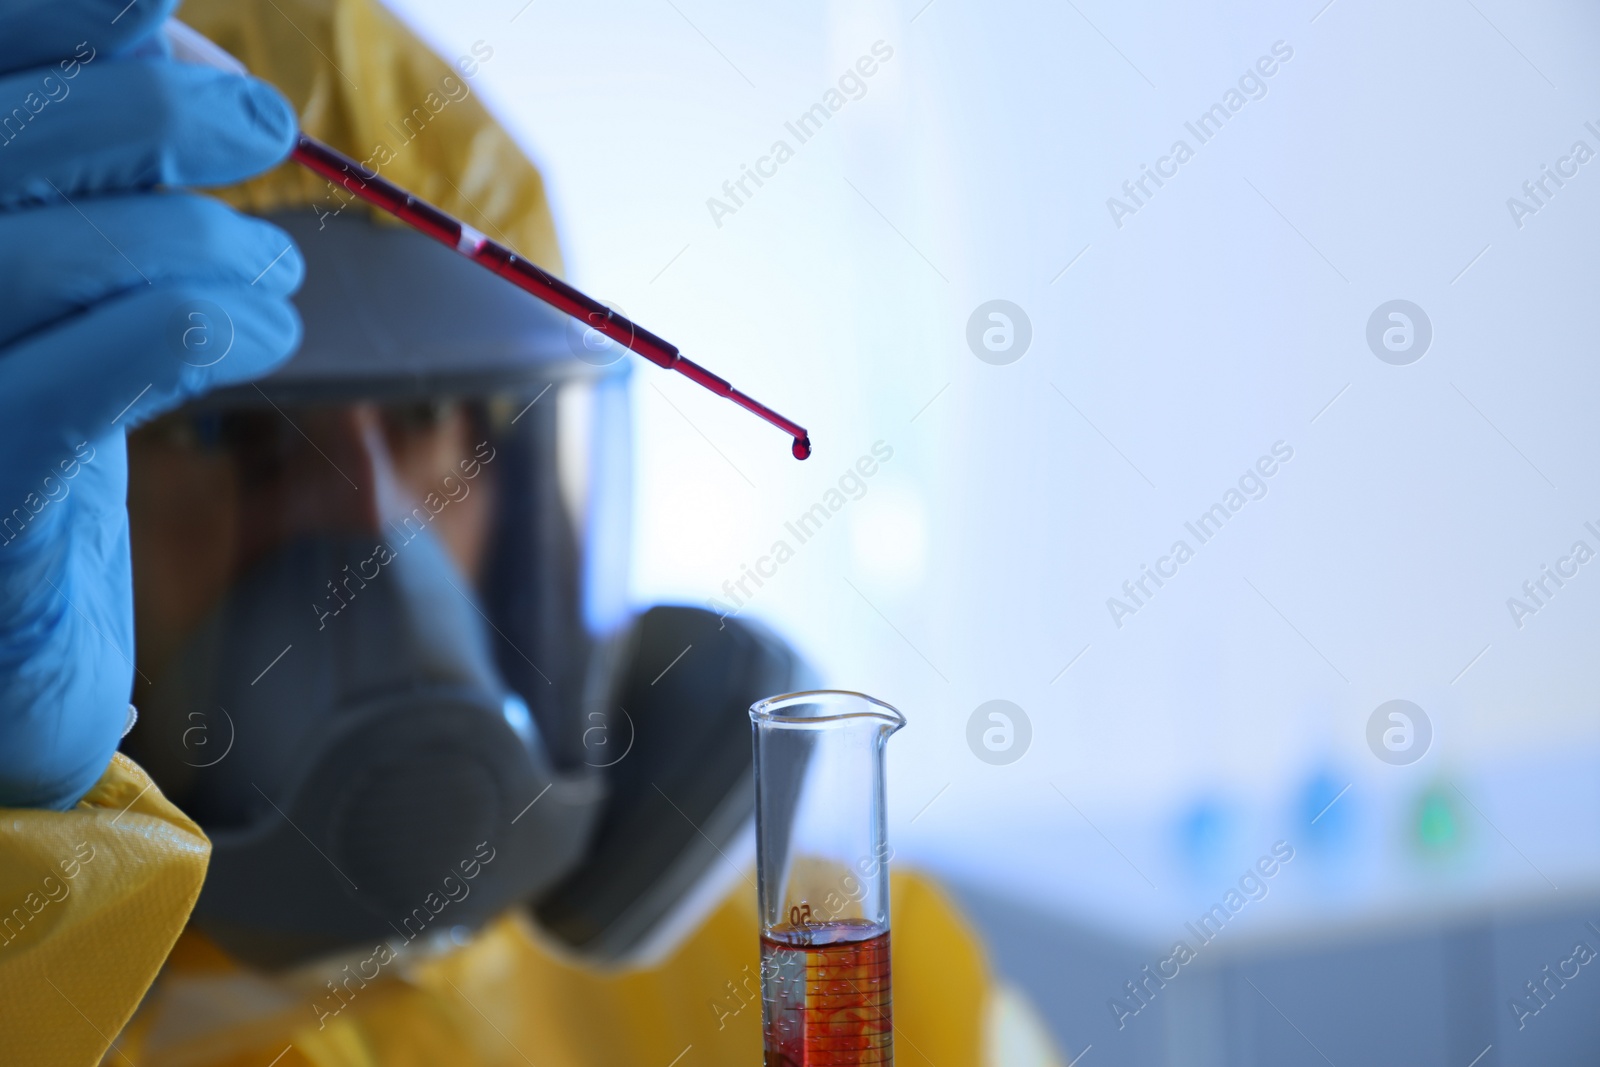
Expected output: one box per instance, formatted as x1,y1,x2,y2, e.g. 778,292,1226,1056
750,689,906,732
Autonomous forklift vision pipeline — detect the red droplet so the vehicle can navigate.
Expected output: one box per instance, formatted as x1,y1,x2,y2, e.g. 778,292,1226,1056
792,436,812,461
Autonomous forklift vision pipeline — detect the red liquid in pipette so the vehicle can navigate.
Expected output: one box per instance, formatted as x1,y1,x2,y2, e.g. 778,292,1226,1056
289,134,811,460
760,923,892,1066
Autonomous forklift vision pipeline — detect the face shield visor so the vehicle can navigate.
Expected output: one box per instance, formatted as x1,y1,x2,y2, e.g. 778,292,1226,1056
122,212,805,968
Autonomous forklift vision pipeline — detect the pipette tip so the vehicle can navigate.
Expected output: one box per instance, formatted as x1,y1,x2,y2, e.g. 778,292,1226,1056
284,131,816,462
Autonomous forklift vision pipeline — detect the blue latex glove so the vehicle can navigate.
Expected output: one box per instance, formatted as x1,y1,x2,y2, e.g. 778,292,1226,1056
0,0,304,809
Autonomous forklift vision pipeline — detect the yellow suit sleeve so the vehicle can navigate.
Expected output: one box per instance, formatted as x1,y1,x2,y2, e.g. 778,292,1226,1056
0,754,210,1067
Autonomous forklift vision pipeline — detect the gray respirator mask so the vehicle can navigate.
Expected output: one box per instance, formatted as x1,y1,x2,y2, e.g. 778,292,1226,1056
136,529,602,966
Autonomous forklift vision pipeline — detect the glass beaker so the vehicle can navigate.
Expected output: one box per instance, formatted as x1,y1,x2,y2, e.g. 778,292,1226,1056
750,690,906,1067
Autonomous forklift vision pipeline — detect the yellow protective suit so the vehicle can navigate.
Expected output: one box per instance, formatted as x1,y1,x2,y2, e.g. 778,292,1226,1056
2,755,1060,1067
0,756,209,1067
110,867,1061,1066
1,1,1064,1063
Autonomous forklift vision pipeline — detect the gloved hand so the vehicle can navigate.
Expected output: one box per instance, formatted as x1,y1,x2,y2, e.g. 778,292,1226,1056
0,0,304,809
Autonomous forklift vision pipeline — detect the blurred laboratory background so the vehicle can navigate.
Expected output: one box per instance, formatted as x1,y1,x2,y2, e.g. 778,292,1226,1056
386,0,1600,1062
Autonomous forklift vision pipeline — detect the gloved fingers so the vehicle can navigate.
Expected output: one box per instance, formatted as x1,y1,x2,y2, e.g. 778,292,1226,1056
0,193,303,349
0,60,296,209
0,456,134,812
0,0,176,77
0,282,300,507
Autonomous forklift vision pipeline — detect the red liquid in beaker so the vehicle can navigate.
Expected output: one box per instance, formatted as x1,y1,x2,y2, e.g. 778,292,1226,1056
760,923,892,1066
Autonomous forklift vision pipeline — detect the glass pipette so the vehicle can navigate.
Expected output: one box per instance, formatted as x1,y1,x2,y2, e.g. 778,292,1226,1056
165,22,811,461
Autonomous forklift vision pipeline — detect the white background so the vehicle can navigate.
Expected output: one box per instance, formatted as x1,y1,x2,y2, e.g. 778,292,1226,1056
386,0,1600,932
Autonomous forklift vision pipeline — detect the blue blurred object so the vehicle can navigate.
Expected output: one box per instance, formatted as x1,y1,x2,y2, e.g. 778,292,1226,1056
1174,795,1237,881
0,0,302,809
1298,766,1356,849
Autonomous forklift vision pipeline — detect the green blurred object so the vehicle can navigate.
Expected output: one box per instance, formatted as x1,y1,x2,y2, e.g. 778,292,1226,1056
1414,785,1462,853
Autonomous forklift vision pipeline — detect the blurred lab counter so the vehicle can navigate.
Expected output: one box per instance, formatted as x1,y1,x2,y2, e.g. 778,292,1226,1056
902,742,1600,1066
